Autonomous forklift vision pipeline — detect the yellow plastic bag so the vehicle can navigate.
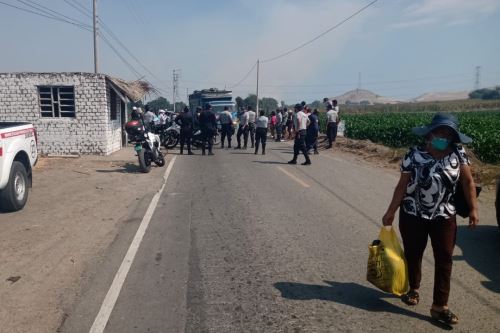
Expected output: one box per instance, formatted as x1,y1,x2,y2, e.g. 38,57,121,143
367,226,409,296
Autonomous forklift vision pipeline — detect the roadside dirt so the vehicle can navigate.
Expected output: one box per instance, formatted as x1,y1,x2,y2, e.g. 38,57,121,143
0,148,171,333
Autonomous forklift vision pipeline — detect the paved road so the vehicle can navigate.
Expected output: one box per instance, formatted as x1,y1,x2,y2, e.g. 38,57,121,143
63,141,500,333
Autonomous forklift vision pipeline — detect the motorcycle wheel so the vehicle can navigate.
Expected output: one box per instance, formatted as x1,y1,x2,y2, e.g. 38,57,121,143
138,149,152,173
164,131,179,149
155,151,166,167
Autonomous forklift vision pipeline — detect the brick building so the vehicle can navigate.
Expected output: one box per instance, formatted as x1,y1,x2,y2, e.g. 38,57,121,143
0,72,148,155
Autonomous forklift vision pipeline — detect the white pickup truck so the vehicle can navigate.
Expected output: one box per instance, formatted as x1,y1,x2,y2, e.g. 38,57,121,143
0,122,38,211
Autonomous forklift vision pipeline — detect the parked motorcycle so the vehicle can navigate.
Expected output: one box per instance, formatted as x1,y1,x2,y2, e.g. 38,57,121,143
155,122,180,149
125,120,165,173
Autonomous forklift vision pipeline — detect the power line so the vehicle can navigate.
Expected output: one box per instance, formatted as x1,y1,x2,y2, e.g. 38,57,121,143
0,1,91,30
0,1,149,82
229,61,258,89
261,0,378,63
15,0,89,27
63,0,171,92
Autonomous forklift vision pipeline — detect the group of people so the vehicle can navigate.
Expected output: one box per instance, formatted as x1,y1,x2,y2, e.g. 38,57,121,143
168,97,341,162
132,97,341,161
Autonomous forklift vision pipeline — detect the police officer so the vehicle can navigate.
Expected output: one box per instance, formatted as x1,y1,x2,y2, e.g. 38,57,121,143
175,106,194,155
219,106,233,148
254,110,268,155
247,106,256,148
288,104,311,165
198,103,217,155
235,107,249,149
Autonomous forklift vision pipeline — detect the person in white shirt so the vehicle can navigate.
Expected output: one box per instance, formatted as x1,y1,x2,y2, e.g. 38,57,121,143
288,104,311,165
247,106,257,148
326,99,340,148
254,110,269,155
235,107,249,149
219,106,234,148
158,110,168,125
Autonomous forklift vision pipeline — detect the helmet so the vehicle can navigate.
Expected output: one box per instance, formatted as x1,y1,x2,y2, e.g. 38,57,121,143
132,106,138,111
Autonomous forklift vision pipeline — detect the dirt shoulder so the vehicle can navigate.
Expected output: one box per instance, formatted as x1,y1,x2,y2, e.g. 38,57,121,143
0,148,172,333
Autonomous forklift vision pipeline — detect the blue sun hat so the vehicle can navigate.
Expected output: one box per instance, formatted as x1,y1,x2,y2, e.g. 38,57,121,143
412,113,472,144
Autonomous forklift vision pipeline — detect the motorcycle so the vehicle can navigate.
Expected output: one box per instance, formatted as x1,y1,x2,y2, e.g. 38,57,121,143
125,120,165,173
192,128,220,148
155,122,180,149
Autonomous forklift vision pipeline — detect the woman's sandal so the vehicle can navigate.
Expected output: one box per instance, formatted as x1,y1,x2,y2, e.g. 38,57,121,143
430,308,459,325
401,290,420,306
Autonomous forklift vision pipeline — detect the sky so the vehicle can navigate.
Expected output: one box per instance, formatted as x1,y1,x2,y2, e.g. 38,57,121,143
1,0,500,104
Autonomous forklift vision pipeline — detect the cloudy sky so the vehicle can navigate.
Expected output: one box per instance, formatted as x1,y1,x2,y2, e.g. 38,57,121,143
1,0,499,103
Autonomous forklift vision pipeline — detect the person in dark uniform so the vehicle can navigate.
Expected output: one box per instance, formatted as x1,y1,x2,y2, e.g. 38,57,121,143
219,106,234,148
306,109,320,155
235,107,249,149
175,106,194,155
198,103,217,155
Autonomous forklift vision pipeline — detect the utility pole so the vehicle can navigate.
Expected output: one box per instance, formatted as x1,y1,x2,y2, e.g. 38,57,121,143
93,0,99,73
256,60,260,115
474,66,481,90
173,69,180,113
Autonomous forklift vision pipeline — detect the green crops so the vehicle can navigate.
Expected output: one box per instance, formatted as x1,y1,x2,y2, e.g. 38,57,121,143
319,110,500,164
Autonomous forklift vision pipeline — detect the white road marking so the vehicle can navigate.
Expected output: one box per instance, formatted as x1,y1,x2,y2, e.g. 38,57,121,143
89,156,177,333
277,166,310,188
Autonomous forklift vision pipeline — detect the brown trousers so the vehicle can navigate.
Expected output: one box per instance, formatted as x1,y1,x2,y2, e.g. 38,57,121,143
399,210,457,306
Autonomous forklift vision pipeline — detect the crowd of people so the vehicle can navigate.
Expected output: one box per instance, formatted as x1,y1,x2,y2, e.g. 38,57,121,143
168,98,341,165
131,97,341,162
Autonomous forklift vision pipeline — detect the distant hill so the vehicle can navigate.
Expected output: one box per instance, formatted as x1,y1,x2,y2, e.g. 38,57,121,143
410,90,470,102
331,89,473,105
333,89,401,105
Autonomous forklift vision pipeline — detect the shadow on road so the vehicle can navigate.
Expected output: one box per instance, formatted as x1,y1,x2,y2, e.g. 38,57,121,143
274,281,452,330
95,163,142,174
455,225,500,293
229,152,255,155
252,161,289,165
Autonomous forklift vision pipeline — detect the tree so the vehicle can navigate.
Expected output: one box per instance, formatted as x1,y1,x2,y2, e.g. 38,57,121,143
261,97,279,112
235,96,244,110
469,87,500,100
244,94,258,111
174,101,187,112
146,97,172,111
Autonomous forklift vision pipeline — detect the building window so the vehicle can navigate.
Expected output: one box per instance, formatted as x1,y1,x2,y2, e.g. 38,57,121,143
110,89,118,121
38,86,75,118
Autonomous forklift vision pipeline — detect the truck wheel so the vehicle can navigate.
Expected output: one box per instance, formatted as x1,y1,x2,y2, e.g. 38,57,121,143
0,161,29,212
138,149,152,173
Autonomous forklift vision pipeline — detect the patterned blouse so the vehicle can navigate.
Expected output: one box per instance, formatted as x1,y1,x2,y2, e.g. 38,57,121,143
400,145,470,220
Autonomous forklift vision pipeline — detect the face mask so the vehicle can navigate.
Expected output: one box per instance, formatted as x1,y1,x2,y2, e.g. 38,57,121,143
431,137,450,151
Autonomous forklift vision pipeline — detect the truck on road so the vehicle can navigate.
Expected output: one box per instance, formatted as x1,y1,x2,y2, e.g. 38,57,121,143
0,122,38,211
189,88,237,118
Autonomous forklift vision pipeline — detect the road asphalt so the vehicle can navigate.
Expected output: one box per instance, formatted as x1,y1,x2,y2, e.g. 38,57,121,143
62,140,500,333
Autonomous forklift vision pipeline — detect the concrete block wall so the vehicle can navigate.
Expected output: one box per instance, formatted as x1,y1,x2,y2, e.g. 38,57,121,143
105,84,124,155
0,72,122,155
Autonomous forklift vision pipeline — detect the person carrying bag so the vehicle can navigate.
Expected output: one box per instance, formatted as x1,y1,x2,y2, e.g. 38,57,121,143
381,113,479,326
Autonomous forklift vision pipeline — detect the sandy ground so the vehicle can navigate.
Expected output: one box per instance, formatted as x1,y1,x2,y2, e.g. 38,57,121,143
0,137,497,333
0,147,172,333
